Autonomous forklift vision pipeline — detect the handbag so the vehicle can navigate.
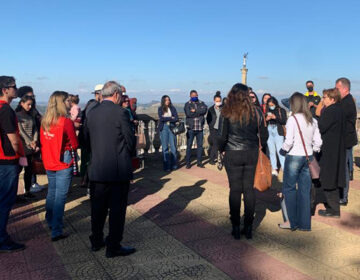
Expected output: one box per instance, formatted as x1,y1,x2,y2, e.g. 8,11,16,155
278,108,286,136
136,132,146,149
170,121,185,135
293,115,320,179
32,158,46,175
254,110,272,192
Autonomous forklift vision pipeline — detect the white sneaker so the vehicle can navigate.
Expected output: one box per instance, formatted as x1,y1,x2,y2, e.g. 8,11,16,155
30,183,43,193
272,169,279,176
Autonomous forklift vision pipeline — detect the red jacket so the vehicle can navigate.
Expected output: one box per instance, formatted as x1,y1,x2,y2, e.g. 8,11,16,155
40,117,78,171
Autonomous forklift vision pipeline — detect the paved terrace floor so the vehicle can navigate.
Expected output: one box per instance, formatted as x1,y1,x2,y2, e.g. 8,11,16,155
1,153,360,280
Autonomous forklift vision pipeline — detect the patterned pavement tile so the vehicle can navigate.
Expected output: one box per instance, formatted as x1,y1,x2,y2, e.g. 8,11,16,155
64,260,111,280
29,266,71,280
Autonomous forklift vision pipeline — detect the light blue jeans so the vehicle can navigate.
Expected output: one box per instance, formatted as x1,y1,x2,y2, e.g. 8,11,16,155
267,124,285,170
45,151,73,238
160,124,178,170
283,155,312,230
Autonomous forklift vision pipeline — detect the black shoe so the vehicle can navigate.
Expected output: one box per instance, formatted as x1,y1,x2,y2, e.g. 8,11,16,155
241,225,253,239
209,161,216,165
350,170,354,181
0,239,25,253
339,199,348,206
186,164,191,169
106,245,136,258
197,163,205,168
318,209,340,218
91,241,105,252
231,225,240,240
89,236,105,252
51,233,69,242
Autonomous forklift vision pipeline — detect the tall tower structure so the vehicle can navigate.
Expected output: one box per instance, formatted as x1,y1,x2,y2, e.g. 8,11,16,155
241,53,248,85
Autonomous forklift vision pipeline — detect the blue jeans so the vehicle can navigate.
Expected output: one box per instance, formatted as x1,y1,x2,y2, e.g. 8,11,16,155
341,148,353,202
160,124,178,170
0,165,19,244
267,125,285,170
185,130,203,165
283,155,312,230
45,151,73,238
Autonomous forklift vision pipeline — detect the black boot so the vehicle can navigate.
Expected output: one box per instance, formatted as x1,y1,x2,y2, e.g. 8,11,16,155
241,225,253,240
231,225,240,240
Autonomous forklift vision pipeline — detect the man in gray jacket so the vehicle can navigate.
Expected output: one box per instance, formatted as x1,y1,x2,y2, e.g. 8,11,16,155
184,90,208,168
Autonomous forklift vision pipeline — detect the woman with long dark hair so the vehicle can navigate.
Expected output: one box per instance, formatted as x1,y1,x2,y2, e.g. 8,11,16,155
265,97,287,176
249,91,260,107
261,93,271,114
279,93,322,231
41,91,78,241
16,95,39,198
218,83,268,239
120,95,138,132
158,95,179,171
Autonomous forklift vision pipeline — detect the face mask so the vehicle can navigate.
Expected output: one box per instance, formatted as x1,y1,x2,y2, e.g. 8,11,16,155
191,97,198,102
269,105,275,110
307,86,314,92
215,102,222,107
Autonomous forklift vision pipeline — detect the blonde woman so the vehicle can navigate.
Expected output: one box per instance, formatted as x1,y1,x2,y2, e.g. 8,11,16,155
40,91,78,241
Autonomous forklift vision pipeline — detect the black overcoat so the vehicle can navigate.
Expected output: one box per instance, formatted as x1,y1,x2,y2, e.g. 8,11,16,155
85,100,136,182
318,103,346,190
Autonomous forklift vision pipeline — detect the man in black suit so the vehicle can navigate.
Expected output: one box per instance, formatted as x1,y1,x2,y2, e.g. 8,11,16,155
85,81,136,258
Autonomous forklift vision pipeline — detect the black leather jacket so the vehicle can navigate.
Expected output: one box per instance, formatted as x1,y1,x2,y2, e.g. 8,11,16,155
217,108,268,151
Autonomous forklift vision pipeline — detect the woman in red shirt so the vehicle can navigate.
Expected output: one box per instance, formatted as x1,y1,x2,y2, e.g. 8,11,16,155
40,91,78,241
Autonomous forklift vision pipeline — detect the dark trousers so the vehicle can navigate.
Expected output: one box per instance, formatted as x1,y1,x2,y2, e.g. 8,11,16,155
324,188,340,215
208,129,219,163
340,148,352,202
90,181,130,249
21,155,33,193
186,130,204,164
224,150,258,227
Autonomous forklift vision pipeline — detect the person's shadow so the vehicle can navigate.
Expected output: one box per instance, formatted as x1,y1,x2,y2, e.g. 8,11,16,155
252,175,282,229
141,180,207,225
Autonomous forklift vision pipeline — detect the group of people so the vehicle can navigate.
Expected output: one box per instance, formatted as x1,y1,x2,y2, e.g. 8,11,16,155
157,78,357,238
0,78,137,258
0,74,357,256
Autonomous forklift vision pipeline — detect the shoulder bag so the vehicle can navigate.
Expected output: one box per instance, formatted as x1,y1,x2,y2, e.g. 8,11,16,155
170,121,185,135
254,110,272,192
278,108,286,136
293,115,320,179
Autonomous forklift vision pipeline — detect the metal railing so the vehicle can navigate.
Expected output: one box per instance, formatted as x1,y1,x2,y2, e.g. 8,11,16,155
136,114,210,155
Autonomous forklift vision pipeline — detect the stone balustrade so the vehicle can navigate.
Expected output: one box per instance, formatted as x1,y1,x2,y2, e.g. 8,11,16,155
136,113,210,155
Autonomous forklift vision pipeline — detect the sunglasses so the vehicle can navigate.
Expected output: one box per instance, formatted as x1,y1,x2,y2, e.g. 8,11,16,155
7,85,17,90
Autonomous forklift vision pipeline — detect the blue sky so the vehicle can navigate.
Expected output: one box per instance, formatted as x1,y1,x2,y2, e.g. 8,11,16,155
2,0,360,104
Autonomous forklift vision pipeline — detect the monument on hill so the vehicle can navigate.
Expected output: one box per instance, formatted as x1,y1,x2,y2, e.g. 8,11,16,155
242,52,248,85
